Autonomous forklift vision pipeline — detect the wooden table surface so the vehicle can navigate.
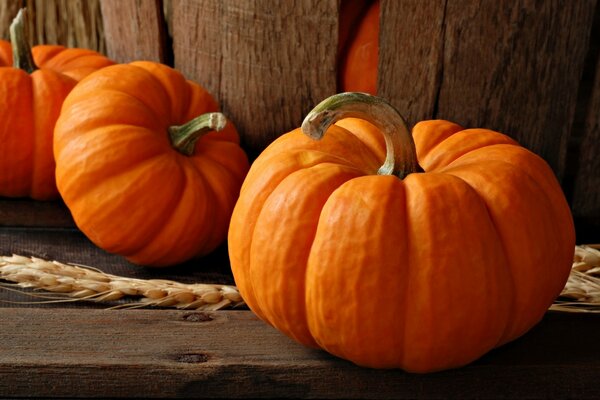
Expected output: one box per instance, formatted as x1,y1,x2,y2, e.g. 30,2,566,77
1,199,600,399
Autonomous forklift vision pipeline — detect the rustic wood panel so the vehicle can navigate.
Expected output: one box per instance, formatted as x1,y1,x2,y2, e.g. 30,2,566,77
432,0,596,179
173,0,339,157
571,5,600,241
381,0,597,181
0,308,599,398
100,0,166,63
0,199,73,228
0,0,21,40
378,0,446,127
0,0,106,52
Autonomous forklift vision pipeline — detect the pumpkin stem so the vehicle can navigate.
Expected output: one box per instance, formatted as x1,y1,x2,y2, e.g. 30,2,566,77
301,92,420,178
169,112,227,156
9,8,37,74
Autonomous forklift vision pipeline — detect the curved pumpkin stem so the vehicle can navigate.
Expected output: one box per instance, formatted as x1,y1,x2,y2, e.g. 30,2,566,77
10,8,37,74
169,112,227,156
301,92,420,178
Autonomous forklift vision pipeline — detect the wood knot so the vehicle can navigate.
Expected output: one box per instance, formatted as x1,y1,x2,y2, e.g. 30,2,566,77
175,353,210,364
182,312,213,322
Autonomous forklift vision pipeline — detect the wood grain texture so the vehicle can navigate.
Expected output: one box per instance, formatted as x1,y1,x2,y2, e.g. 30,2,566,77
0,199,74,228
0,308,599,398
571,6,600,240
378,0,446,127
173,0,339,157
380,0,595,179
0,0,21,40
0,0,106,52
100,0,167,63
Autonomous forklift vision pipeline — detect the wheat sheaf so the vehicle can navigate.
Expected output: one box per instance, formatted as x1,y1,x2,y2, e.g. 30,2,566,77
0,255,243,310
1,246,600,312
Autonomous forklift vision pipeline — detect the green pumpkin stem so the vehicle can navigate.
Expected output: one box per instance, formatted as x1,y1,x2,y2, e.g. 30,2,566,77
9,8,37,74
169,112,227,156
301,92,421,179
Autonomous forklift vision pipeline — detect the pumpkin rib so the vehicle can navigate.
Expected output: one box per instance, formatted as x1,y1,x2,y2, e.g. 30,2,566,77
441,158,573,343
69,153,186,257
182,156,232,256
400,172,513,371
0,68,34,197
412,120,464,164
197,140,250,188
55,125,171,202
229,151,366,320
60,65,173,129
130,61,192,125
124,161,212,266
257,125,383,174
0,40,11,65
31,69,75,199
418,129,519,172
305,175,410,367
250,162,365,346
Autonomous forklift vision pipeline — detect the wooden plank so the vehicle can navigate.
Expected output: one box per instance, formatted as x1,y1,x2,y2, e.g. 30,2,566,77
0,0,20,41
0,199,74,228
100,0,167,63
571,5,600,242
0,308,598,398
1,0,105,52
173,0,338,157
378,0,446,127
432,0,596,179
380,0,596,179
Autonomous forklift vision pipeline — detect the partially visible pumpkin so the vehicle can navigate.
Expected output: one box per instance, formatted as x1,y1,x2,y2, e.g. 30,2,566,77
54,61,249,267
228,92,575,372
338,0,379,94
0,9,114,200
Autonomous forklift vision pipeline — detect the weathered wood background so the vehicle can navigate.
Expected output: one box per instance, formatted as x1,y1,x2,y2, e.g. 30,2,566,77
0,0,598,240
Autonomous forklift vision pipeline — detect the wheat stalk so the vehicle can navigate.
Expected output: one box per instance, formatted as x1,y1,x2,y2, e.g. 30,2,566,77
2,246,600,312
550,245,600,313
0,255,244,310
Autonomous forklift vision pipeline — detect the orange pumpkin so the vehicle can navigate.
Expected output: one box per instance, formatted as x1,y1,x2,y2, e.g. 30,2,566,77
0,10,114,200
338,0,379,94
54,61,249,267
228,92,575,372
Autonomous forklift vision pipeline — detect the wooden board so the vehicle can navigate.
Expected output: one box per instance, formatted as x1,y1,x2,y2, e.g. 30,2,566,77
0,0,105,52
571,6,600,240
172,0,339,158
380,0,597,181
100,0,167,63
0,308,599,398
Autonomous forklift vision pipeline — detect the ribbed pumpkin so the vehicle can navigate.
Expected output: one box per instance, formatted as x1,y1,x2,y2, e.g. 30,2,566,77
228,92,575,372
54,61,249,267
0,10,114,200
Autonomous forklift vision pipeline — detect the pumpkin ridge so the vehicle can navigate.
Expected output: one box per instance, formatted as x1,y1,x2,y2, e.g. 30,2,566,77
31,69,75,199
250,162,364,346
420,129,519,171
130,61,192,125
179,156,226,256
67,153,184,257
401,172,513,371
0,68,34,197
197,140,249,187
55,125,171,198
229,154,365,321
126,158,214,267
425,169,518,348
441,158,573,343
